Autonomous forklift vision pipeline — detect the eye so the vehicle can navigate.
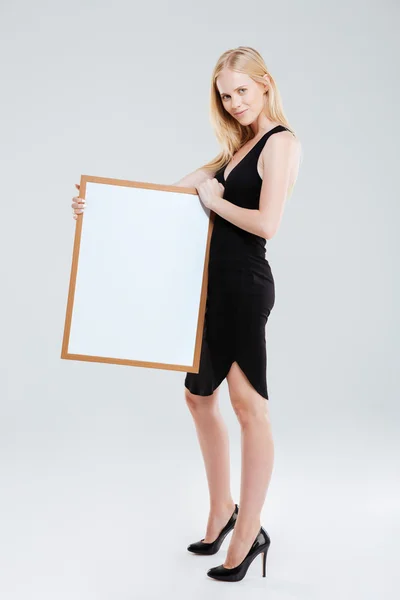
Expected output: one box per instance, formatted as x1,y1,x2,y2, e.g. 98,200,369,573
221,88,247,101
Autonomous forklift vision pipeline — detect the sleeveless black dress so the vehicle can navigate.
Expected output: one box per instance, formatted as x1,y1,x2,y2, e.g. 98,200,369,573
184,125,289,400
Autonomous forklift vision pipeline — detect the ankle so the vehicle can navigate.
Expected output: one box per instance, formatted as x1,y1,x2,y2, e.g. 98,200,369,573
209,500,236,517
232,520,261,541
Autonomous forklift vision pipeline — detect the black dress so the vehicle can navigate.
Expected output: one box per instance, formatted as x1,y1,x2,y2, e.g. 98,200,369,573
184,125,289,400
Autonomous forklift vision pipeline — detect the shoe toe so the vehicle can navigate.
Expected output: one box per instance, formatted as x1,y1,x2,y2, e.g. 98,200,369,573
207,565,224,577
188,540,212,553
187,541,201,551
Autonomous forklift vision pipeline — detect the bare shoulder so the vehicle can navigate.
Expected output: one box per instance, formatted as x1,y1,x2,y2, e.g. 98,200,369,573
258,130,302,183
172,167,216,188
261,130,301,164
271,129,300,150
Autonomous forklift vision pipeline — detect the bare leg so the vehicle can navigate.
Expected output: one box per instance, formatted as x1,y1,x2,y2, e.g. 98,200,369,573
185,386,236,542
223,362,274,568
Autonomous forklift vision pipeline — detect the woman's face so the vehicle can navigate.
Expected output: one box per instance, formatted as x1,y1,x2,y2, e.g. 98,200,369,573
216,68,267,125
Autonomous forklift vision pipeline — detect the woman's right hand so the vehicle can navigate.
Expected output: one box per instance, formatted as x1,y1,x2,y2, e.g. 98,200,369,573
71,183,86,220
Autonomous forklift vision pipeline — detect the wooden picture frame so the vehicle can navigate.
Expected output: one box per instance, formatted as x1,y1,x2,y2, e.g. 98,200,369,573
61,174,214,373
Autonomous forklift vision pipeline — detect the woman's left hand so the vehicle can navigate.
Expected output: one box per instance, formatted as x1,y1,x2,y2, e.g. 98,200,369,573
196,178,225,210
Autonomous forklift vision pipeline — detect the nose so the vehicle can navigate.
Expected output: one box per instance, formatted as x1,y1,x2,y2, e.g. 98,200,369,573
232,98,241,109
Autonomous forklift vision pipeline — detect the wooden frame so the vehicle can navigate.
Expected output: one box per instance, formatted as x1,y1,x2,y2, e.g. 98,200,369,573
61,174,214,373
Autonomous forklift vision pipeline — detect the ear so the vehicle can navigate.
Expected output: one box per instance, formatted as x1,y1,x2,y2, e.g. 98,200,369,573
262,74,270,92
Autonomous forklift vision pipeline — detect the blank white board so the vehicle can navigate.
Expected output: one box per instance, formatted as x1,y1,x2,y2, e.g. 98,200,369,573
61,175,214,373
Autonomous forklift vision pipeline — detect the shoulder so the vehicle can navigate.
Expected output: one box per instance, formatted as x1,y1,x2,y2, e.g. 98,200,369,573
261,130,301,164
268,129,299,149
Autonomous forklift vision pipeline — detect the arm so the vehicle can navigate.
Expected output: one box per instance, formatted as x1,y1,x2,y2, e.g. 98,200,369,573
258,132,300,239
209,200,267,237
210,132,299,239
172,167,216,188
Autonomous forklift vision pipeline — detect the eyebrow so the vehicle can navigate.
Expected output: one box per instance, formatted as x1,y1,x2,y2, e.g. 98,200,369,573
219,85,247,96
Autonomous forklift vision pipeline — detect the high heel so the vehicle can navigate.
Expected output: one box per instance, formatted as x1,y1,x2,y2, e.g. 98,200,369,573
187,504,239,555
207,525,270,582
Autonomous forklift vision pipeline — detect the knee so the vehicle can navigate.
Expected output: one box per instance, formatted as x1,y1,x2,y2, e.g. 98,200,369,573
184,387,218,412
230,394,270,425
230,396,253,425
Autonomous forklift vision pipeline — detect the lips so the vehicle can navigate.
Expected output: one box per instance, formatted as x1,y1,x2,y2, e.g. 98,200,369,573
234,109,247,116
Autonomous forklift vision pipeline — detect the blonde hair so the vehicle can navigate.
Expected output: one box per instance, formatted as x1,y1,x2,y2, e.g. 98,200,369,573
199,46,298,174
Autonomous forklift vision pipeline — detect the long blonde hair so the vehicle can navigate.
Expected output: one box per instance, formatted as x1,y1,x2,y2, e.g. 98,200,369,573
198,46,297,174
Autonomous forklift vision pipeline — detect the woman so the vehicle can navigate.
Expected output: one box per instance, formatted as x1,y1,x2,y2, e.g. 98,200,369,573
71,46,301,582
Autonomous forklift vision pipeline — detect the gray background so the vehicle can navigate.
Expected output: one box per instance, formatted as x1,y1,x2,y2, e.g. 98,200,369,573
1,0,399,598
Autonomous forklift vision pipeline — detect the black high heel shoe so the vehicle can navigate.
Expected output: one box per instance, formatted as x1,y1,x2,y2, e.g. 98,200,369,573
207,525,270,582
187,504,239,555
